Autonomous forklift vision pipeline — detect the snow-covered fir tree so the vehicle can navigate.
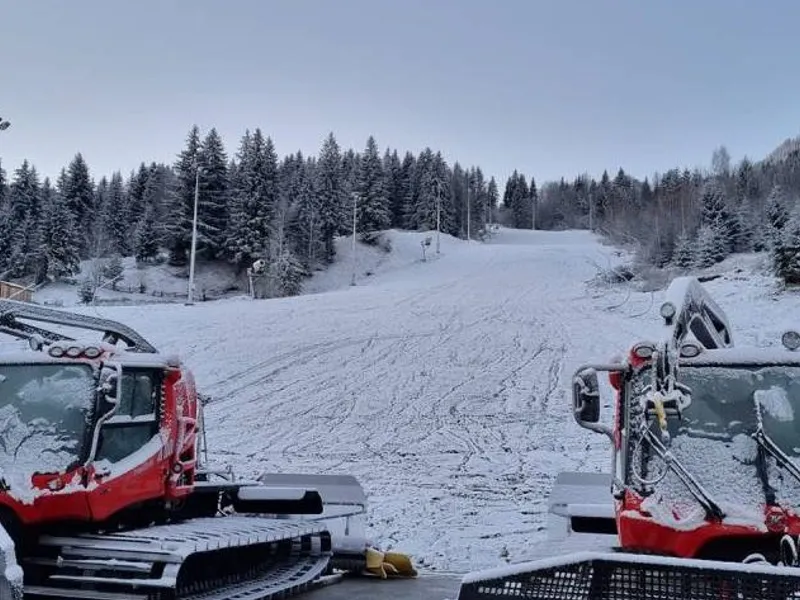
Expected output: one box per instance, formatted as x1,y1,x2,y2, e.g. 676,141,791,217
226,128,278,268
356,136,390,242
197,128,230,259
39,178,81,280
61,153,94,258
315,133,346,263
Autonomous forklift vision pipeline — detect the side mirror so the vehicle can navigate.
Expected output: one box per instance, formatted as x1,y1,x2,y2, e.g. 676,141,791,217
573,368,601,424
86,362,122,466
571,364,623,441
99,363,122,407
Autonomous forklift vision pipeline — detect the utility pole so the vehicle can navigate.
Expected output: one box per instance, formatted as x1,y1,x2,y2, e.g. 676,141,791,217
435,180,441,255
466,179,471,242
351,192,357,286
187,166,201,305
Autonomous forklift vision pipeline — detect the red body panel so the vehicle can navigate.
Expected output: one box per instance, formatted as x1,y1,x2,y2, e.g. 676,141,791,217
0,351,199,528
615,490,769,558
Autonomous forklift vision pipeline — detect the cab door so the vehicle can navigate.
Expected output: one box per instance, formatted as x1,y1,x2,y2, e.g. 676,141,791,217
86,368,167,521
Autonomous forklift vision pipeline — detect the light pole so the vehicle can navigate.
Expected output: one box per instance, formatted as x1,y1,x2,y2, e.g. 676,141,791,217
434,179,441,255
466,179,471,242
187,165,201,305
350,192,358,286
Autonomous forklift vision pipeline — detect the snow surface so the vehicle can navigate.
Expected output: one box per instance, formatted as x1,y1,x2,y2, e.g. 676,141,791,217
26,226,800,574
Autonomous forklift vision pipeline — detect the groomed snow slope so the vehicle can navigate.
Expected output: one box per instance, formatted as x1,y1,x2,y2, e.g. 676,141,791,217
61,228,799,574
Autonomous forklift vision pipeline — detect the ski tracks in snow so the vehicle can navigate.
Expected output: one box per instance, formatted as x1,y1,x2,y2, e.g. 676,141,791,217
104,230,659,574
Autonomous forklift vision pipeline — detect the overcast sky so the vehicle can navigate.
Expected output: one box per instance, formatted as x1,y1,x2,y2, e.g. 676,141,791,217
1,0,799,187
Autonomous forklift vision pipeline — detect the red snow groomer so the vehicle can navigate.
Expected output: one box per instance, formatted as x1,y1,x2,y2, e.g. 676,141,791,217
460,276,800,599
0,299,414,600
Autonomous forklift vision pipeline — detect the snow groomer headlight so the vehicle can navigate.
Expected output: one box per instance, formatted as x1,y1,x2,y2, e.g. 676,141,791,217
679,341,703,358
782,330,800,351
83,346,102,359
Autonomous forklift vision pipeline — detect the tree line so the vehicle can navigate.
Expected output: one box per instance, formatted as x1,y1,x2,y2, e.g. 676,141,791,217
3,125,800,298
505,143,800,283
0,127,499,297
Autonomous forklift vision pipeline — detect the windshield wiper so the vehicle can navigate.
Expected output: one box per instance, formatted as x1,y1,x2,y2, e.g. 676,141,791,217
750,395,800,488
751,425,800,486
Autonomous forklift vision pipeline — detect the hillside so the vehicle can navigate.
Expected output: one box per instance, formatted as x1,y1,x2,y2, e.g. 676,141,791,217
60,227,800,574
30,229,457,307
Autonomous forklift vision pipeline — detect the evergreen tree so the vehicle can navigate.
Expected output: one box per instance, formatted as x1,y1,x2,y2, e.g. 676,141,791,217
133,204,160,263
102,254,124,289
167,125,202,265
197,128,230,259
398,151,415,229
92,176,110,257
103,171,129,256
0,159,9,276
384,149,404,228
62,153,95,257
6,161,43,277
356,136,390,241
767,184,791,244
773,212,800,284
412,150,452,233
271,247,306,297
529,175,538,230
315,133,346,262
504,171,531,228
694,224,724,268
733,197,754,252
39,179,81,280
227,128,277,268
672,232,695,268
126,163,150,224
487,177,499,226
699,181,734,255
287,154,321,266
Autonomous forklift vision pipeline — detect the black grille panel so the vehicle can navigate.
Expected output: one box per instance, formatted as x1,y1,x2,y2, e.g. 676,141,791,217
458,554,800,600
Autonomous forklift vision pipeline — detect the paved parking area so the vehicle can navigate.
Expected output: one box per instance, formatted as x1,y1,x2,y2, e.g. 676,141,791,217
304,574,462,600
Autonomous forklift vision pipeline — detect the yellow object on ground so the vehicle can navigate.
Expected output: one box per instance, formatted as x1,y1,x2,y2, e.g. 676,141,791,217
364,546,418,579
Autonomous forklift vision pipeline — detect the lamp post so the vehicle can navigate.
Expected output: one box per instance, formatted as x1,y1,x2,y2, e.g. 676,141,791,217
466,179,471,242
434,179,441,255
187,165,202,305
350,192,358,286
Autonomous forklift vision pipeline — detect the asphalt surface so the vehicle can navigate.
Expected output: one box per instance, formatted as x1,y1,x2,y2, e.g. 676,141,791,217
304,574,462,600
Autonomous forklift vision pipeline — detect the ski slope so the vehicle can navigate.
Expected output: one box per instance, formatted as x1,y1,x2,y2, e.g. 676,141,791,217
62,227,800,574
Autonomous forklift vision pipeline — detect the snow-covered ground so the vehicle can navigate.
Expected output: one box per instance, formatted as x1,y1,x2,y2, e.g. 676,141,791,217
17,227,800,574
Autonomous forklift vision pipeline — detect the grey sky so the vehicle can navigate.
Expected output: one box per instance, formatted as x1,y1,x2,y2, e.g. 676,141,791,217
1,0,799,188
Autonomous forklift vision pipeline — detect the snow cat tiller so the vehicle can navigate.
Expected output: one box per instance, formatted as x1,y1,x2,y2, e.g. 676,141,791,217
0,299,413,600
459,277,800,599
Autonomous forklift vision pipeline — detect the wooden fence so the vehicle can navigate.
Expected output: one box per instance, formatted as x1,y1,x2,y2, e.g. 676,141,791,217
0,281,32,302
